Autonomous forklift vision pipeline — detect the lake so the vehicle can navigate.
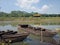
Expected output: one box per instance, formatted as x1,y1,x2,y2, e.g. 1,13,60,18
0,24,60,45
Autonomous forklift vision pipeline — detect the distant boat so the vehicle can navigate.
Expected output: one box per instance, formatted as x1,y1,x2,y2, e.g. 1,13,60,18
0,30,29,43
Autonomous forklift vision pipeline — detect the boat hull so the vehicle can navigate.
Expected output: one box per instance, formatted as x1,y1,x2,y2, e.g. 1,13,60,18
18,24,57,37
0,33,29,43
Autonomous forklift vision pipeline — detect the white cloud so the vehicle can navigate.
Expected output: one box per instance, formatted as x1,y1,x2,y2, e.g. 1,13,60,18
30,5,50,12
30,6,40,12
15,0,39,9
40,5,50,11
15,0,50,13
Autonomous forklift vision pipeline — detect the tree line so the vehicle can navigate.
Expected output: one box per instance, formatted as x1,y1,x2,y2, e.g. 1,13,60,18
0,11,60,17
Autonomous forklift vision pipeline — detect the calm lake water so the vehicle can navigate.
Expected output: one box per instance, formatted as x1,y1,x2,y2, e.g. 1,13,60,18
0,24,60,45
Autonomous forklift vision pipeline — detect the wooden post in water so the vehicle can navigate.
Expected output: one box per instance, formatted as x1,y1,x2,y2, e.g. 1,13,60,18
40,29,43,42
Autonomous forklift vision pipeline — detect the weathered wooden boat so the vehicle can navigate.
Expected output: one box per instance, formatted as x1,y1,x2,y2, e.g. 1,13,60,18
0,30,29,43
29,25,57,37
2,33,29,43
18,24,57,37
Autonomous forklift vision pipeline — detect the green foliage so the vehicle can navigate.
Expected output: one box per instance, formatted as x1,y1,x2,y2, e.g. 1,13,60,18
0,11,60,17
0,11,33,17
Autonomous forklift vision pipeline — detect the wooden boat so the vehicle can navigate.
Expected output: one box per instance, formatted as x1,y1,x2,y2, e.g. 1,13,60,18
0,30,29,43
2,32,29,43
18,24,57,37
29,25,57,37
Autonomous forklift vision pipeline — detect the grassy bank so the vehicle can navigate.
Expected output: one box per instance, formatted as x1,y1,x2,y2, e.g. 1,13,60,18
0,17,60,25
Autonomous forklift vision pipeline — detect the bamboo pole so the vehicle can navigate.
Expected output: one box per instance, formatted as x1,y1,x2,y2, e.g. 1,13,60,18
41,29,43,42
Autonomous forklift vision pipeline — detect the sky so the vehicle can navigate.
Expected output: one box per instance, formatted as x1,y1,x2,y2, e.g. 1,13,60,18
0,0,60,14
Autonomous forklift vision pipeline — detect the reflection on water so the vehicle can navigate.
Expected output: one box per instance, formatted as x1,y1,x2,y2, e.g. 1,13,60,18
39,25,60,30
10,36,60,45
53,35,60,44
0,25,60,45
10,37,54,45
0,25,17,31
